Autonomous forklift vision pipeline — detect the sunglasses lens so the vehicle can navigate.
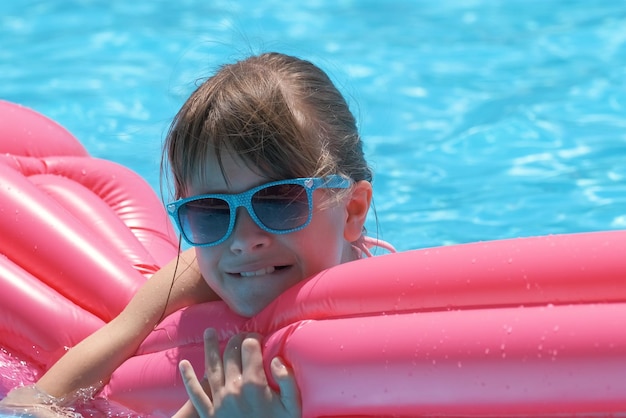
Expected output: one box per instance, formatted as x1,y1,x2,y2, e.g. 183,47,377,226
252,184,310,231
178,198,230,245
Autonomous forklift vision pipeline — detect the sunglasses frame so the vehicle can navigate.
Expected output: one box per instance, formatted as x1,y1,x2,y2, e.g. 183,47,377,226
167,175,352,247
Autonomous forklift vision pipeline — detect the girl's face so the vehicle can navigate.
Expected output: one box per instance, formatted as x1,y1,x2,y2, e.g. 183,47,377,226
188,150,360,317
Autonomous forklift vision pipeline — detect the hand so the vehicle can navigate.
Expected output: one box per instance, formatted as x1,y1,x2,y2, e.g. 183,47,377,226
173,329,301,418
0,385,66,418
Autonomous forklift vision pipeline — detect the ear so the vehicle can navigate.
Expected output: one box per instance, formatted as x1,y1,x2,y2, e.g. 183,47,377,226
343,180,372,242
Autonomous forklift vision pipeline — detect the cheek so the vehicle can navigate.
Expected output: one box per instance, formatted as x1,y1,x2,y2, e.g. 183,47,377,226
319,202,349,240
194,248,218,286
302,206,348,264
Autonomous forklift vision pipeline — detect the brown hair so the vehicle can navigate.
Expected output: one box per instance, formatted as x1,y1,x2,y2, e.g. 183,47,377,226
163,52,372,199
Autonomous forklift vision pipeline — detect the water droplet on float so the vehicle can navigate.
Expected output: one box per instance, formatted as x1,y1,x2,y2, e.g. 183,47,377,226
549,349,559,361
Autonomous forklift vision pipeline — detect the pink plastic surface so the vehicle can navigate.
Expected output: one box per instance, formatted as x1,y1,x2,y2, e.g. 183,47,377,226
0,100,178,369
1,100,625,417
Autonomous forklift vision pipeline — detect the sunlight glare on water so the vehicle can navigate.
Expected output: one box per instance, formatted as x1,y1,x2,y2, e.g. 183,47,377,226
1,1,625,251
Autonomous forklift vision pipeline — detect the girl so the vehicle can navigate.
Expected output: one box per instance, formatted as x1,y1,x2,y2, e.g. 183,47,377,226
2,52,392,417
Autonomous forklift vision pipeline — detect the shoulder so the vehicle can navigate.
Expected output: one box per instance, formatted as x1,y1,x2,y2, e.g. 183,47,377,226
132,249,218,320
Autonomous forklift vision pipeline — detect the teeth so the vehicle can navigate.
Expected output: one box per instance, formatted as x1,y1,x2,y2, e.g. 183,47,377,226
240,266,276,277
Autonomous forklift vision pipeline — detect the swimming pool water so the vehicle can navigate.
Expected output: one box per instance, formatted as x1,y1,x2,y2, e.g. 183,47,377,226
2,1,625,252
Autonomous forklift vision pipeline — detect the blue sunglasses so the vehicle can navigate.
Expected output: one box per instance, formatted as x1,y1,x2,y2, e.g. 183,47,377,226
167,175,352,247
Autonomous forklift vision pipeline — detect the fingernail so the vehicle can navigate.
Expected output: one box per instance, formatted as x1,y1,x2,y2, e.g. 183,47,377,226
272,357,285,368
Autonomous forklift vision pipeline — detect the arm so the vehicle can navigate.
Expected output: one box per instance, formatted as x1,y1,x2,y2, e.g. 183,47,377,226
33,248,218,398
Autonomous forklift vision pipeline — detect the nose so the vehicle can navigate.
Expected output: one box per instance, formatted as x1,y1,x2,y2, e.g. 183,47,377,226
229,207,272,253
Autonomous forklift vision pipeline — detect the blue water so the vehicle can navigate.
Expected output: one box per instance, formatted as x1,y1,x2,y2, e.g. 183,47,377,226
2,1,625,252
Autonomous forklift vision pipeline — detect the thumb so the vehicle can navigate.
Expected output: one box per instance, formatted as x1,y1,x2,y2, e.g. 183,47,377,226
271,356,301,414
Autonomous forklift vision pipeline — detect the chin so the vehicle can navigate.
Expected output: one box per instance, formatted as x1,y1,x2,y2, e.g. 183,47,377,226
229,301,265,318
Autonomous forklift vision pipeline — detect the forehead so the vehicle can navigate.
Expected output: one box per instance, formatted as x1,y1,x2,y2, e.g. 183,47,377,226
187,148,271,196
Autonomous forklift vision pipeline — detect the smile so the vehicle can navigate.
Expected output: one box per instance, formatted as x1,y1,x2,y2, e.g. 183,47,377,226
237,265,291,277
239,266,275,277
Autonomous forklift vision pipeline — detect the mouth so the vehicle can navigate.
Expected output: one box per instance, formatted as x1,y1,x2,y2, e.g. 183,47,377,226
235,265,291,278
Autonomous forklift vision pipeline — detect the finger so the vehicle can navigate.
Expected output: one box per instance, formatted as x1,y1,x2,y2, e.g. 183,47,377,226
271,357,302,414
240,335,267,384
179,359,213,416
223,333,246,382
203,328,224,393
171,399,200,418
